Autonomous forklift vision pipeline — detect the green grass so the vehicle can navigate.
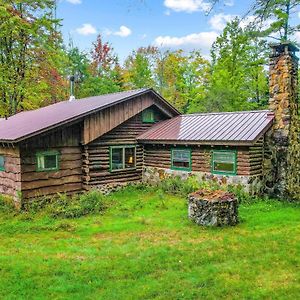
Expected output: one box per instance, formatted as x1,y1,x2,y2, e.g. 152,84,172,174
0,187,300,299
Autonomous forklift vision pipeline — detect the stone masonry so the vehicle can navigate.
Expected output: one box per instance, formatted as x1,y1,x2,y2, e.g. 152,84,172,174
264,42,300,200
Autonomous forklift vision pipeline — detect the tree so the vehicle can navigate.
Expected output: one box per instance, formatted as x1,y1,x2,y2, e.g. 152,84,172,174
122,46,157,90
209,0,300,41
155,50,210,113
78,34,122,98
0,0,62,116
252,0,300,41
206,18,268,112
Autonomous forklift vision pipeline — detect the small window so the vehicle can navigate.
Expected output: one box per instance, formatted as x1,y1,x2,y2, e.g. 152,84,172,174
212,150,237,175
36,151,59,171
171,148,191,171
142,108,155,123
110,146,136,172
0,156,5,171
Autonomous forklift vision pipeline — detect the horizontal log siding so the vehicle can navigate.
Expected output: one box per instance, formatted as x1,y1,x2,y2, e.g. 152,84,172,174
249,137,264,176
84,110,167,187
0,147,22,198
144,145,254,176
20,124,83,199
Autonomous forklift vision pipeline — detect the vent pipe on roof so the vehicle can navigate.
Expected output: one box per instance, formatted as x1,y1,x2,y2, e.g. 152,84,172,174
69,75,76,102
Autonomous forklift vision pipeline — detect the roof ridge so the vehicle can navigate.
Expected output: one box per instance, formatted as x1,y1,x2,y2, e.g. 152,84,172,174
79,88,150,100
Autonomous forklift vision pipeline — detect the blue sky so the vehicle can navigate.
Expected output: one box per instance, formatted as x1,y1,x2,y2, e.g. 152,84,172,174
56,0,295,62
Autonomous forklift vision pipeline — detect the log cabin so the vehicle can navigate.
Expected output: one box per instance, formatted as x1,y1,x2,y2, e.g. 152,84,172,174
0,42,298,204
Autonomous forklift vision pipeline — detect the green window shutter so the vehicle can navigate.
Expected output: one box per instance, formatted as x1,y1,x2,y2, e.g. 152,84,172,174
211,150,237,175
142,108,155,123
36,151,59,172
171,148,192,171
0,156,5,171
110,145,136,172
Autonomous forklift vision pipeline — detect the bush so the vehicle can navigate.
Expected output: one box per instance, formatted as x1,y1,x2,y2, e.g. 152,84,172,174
47,190,108,219
0,195,15,213
23,190,108,219
158,175,222,196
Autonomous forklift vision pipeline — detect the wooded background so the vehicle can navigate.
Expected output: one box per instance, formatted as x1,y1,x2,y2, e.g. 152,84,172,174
0,0,299,117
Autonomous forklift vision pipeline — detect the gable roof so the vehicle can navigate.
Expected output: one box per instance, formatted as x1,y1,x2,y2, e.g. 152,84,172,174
138,110,274,146
0,88,179,143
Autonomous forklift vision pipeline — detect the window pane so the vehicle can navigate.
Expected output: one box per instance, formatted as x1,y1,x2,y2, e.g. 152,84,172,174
214,152,235,163
125,148,135,169
213,151,236,174
143,109,154,123
37,152,58,171
111,148,123,170
44,155,57,169
0,156,4,170
172,149,190,169
214,162,234,172
37,156,45,169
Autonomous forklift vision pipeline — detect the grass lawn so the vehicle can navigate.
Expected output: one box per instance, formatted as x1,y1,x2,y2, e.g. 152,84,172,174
0,187,299,299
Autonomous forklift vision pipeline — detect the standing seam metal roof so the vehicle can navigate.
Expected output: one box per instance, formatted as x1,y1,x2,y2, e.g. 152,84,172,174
137,110,274,145
0,88,179,143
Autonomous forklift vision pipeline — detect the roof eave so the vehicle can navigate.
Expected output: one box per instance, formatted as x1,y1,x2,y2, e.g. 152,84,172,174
0,89,179,144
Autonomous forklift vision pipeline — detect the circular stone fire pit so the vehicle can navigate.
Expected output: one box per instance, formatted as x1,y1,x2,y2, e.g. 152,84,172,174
188,190,238,227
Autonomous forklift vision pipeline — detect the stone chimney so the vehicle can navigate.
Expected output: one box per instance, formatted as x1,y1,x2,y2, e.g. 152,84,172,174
265,42,300,200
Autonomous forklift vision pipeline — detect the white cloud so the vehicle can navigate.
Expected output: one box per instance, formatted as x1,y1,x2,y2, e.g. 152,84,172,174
66,0,82,4
224,0,234,6
164,0,211,13
105,26,132,38
115,26,132,37
76,23,97,36
154,31,219,52
209,13,236,31
293,32,300,43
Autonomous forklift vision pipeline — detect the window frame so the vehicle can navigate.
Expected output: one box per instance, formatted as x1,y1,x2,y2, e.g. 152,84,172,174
171,148,192,172
211,149,237,176
36,150,60,172
109,145,137,172
142,108,155,123
0,155,5,171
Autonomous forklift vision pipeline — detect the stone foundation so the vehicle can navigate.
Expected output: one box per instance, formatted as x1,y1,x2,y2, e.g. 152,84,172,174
188,190,238,226
143,166,264,195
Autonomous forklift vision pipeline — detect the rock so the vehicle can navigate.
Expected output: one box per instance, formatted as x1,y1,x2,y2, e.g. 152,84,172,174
188,190,239,227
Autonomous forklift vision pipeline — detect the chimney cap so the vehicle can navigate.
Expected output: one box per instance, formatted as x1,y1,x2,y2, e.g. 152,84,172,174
270,41,299,54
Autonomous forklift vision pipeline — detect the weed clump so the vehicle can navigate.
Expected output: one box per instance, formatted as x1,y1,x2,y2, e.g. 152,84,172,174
158,175,221,196
24,190,108,219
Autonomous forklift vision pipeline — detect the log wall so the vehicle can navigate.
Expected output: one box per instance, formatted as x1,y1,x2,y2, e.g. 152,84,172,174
83,108,167,188
144,142,264,177
0,146,22,199
20,124,83,199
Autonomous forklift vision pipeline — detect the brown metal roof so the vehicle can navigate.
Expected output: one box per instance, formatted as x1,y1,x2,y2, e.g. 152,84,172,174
138,110,274,145
0,88,179,143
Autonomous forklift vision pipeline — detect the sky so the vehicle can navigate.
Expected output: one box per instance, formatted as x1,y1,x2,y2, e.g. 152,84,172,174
56,0,298,62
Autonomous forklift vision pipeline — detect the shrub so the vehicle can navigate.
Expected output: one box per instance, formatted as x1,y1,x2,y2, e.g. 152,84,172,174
47,190,108,219
227,184,259,204
158,175,221,196
0,195,15,213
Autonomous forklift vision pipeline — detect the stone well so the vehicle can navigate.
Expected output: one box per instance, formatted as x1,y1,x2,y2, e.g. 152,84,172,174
188,190,239,227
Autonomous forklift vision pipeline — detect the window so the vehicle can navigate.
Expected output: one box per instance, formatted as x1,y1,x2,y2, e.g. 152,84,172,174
142,108,155,123
110,146,136,172
36,151,59,171
0,156,5,171
171,148,191,171
212,150,237,175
